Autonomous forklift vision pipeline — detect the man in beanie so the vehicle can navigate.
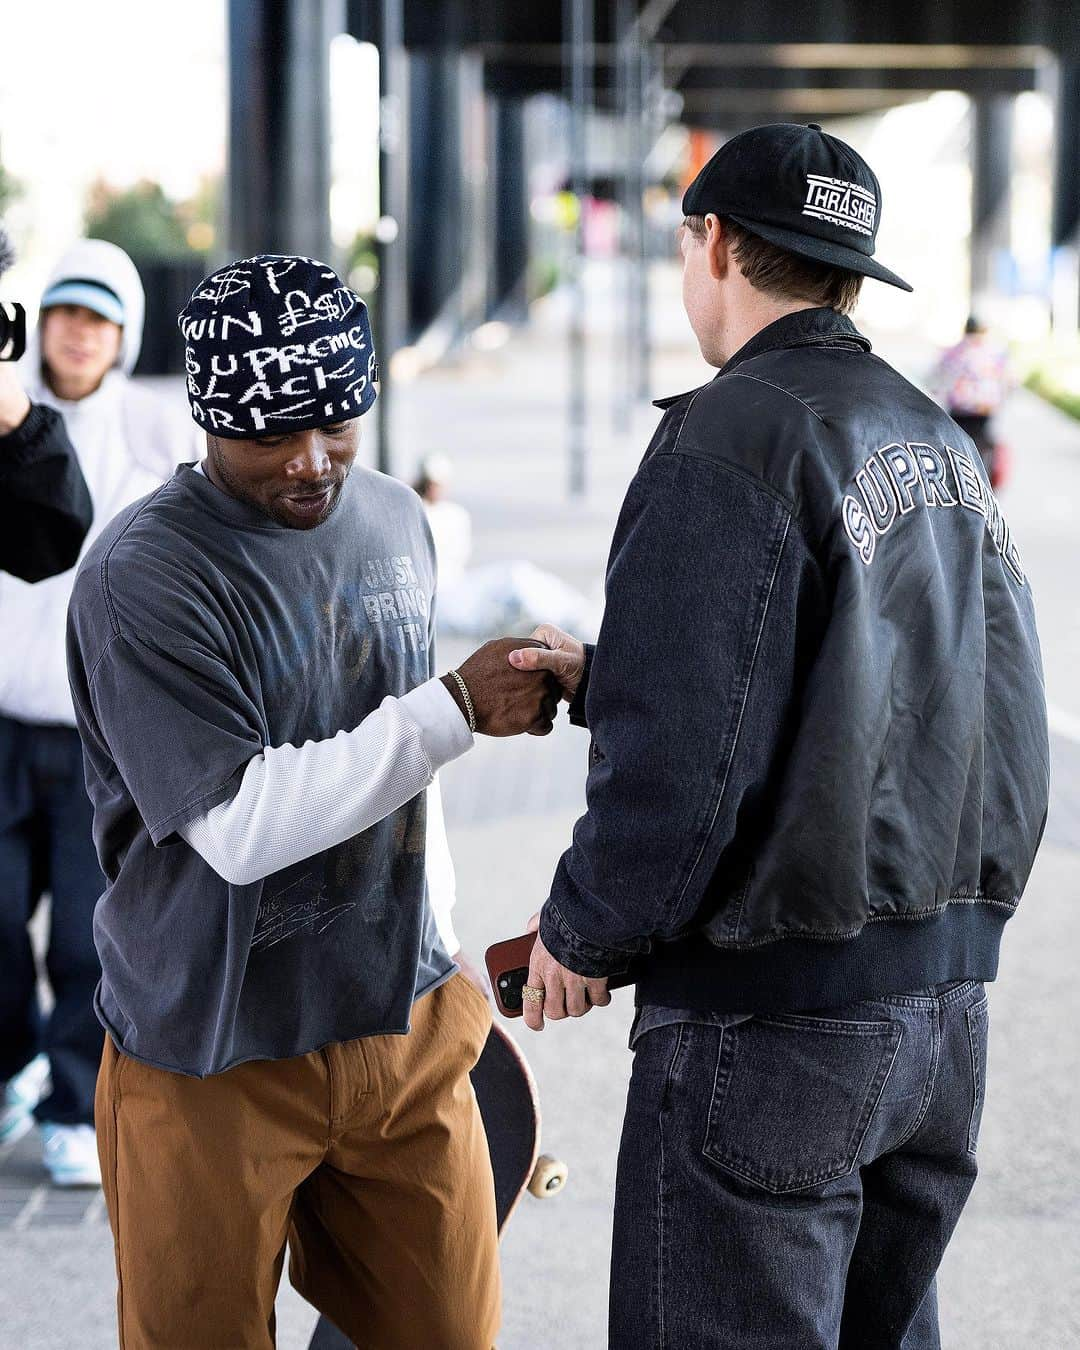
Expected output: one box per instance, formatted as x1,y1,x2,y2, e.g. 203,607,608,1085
67,254,555,1347
511,125,1048,1346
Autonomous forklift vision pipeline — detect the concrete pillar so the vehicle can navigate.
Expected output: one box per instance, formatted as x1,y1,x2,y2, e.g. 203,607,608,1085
970,95,1014,313
227,0,339,261
375,0,408,476
406,50,465,338
489,98,529,322
1052,64,1080,330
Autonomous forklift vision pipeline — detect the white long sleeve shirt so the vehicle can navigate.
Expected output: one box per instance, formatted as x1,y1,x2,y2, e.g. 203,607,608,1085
179,640,471,952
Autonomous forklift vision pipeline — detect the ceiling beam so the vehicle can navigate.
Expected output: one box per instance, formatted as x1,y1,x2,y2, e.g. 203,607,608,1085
476,41,1052,69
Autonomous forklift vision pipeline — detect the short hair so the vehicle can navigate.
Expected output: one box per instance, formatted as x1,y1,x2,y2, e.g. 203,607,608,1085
683,214,863,316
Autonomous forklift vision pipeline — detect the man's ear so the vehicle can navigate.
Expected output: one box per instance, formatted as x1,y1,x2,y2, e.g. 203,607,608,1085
705,214,729,283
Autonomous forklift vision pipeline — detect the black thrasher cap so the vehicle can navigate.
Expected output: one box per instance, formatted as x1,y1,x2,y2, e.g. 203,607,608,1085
682,122,913,292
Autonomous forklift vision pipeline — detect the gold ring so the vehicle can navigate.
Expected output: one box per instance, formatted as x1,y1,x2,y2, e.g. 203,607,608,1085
522,984,546,1003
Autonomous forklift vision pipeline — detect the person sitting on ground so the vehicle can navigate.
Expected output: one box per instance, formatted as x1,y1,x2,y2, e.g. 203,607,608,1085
413,452,601,640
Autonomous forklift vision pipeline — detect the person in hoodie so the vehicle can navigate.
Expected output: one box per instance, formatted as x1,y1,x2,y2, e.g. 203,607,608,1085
0,238,197,1186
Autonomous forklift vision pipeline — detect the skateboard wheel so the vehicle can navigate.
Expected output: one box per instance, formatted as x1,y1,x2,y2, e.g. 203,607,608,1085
528,1154,568,1198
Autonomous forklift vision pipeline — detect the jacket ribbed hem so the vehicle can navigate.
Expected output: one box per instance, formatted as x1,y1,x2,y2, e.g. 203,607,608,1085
634,903,1009,1014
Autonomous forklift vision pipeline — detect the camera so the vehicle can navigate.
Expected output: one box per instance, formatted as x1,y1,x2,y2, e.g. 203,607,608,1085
0,225,26,362
0,303,26,363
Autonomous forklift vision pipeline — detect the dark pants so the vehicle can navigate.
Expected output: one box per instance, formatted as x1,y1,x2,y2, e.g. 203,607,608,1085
0,714,104,1125
610,981,988,1350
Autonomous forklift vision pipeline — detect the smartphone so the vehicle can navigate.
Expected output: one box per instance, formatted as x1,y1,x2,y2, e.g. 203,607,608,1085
484,933,537,1017
484,931,633,1018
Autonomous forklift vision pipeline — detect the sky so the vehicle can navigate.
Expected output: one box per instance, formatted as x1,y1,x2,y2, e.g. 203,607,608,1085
1,0,228,285
0,2,386,295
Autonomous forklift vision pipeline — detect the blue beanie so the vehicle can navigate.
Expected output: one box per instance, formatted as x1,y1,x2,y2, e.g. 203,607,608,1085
178,254,377,439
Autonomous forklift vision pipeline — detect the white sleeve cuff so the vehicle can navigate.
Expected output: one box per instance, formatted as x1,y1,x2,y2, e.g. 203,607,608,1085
399,677,474,772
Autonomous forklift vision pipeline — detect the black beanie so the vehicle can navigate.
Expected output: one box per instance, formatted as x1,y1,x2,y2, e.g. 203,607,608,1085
178,254,377,439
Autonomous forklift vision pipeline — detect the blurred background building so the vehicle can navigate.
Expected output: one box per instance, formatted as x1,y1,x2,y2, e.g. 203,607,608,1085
3,1,1080,478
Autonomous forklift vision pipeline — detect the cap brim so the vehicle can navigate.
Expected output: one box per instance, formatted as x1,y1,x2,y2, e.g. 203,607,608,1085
727,215,914,292
40,281,125,325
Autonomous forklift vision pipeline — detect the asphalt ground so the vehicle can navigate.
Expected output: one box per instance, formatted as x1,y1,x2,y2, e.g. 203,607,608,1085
1,266,1078,1347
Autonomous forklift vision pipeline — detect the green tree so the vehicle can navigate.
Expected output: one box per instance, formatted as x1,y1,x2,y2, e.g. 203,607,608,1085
85,179,204,261
0,161,22,215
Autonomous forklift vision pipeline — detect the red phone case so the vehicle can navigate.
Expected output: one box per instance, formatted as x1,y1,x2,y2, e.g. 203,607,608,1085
484,932,636,1018
484,932,537,1018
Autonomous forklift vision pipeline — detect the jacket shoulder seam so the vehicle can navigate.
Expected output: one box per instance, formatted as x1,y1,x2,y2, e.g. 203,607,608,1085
729,370,827,426
662,385,705,454
668,446,797,517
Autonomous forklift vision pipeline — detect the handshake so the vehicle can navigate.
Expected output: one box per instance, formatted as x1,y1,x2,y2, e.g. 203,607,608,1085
439,624,585,738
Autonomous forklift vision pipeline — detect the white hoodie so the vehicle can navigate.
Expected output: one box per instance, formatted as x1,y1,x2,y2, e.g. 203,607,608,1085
0,239,200,725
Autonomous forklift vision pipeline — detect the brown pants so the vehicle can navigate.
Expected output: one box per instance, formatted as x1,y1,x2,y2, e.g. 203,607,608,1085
96,974,500,1349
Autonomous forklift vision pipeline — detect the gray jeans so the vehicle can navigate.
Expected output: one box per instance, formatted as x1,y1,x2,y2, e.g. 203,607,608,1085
610,981,989,1349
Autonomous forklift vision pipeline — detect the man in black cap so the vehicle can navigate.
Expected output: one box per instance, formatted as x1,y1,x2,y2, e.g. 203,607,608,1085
510,124,1048,1347
66,254,556,1347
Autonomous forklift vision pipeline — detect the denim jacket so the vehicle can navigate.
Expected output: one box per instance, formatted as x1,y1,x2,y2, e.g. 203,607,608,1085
540,309,1049,1008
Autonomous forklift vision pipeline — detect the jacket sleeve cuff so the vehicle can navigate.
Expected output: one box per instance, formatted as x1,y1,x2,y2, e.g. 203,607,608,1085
567,644,595,728
0,402,49,466
398,677,474,772
539,901,634,979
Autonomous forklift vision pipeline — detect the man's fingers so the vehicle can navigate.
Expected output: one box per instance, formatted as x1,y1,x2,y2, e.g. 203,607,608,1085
509,646,574,678
586,979,611,1008
529,623,564,647
565,980,589,1017
543,982,568,1021
523,947,546,1031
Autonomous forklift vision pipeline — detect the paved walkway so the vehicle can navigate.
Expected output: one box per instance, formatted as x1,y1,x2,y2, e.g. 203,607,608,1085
2,264,1078,1347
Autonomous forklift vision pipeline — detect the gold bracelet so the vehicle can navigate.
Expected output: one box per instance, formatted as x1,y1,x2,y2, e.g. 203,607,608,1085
447,668,477,733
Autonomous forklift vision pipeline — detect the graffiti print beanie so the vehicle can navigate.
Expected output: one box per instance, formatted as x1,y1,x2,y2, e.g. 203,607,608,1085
179,254,377,439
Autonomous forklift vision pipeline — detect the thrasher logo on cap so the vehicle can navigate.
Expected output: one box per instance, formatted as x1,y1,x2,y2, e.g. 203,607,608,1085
802,174,877,237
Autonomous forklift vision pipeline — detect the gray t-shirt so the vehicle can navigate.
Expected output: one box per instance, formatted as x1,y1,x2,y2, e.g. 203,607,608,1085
67,462,453,1076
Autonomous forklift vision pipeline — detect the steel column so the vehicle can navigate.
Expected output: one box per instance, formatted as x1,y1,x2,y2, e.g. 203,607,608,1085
565,0,593,498
970,94,1014,311
227,0,337,261
1052,63,1080,329
375,0,408,476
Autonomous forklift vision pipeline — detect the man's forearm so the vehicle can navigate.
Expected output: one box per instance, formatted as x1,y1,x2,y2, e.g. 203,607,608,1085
0,401,94,581
180,679,472,885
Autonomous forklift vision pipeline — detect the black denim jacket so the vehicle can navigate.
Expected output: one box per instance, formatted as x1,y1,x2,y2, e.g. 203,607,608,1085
541,308,1049,988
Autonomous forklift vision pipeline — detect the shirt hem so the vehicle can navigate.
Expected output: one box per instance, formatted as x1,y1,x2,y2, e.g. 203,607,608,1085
95,961,460,1079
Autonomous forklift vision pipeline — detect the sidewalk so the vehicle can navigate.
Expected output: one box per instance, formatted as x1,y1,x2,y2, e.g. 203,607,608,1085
2,264,1078,1347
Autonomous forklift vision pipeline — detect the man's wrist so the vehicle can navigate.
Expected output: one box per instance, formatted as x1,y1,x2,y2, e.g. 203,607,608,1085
400,677,474,769
539,900,635,979
440,672,472,727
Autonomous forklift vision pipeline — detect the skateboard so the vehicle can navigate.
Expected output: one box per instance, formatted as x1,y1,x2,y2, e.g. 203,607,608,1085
306,1020,566,1350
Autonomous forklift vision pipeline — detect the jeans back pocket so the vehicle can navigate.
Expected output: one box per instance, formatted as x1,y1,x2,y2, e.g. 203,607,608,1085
965,997,989,1154
704,1014,903,1194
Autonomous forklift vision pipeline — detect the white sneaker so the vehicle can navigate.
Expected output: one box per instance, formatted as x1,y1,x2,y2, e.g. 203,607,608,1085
0,1055,50,1146
40,1123,101,1187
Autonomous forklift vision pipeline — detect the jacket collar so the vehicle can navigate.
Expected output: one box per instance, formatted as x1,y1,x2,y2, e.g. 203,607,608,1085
653,307,870,410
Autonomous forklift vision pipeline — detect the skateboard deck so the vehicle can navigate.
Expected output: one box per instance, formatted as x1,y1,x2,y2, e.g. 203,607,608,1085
307,1020,565,1350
